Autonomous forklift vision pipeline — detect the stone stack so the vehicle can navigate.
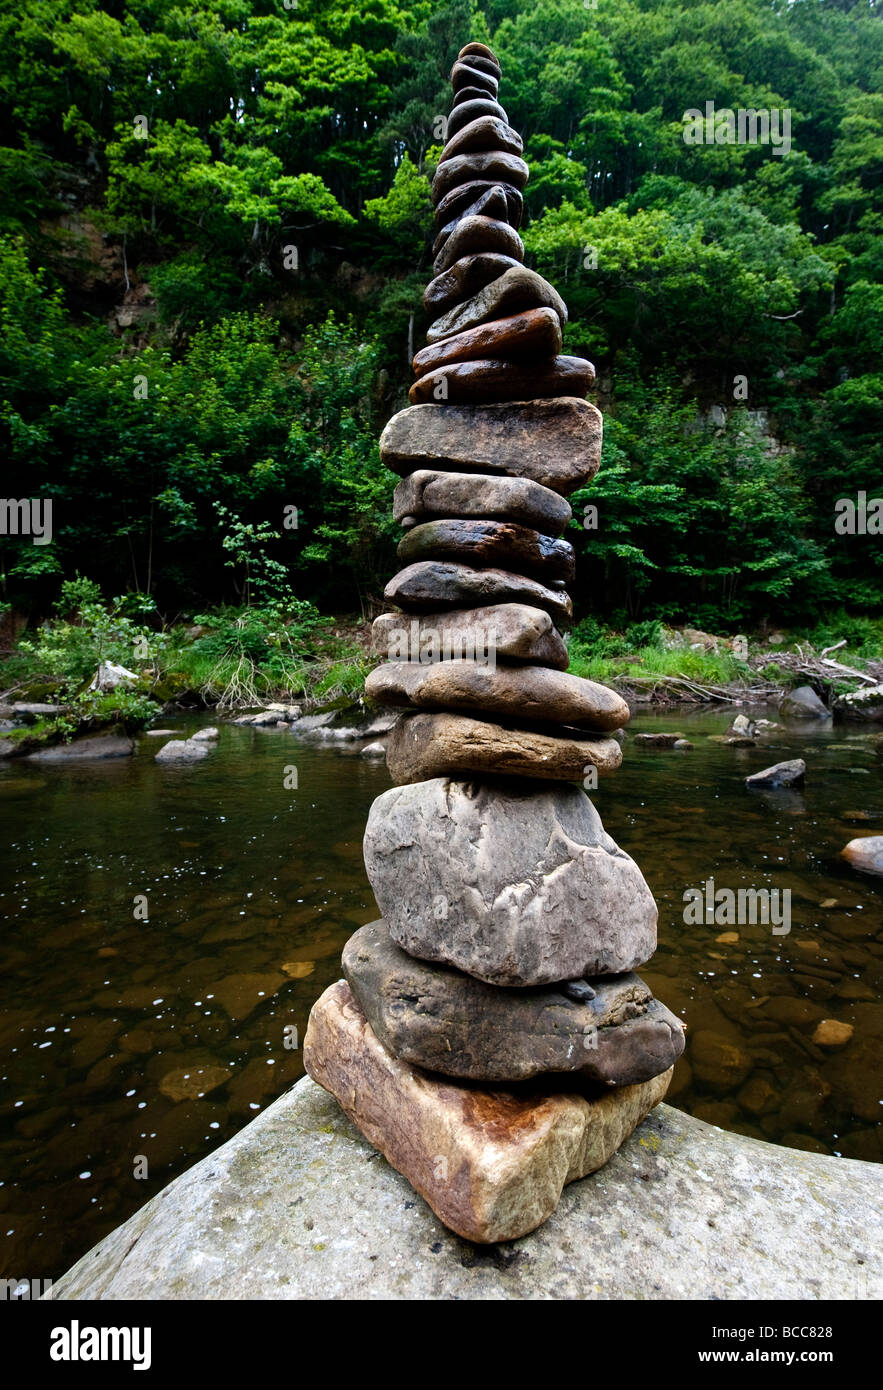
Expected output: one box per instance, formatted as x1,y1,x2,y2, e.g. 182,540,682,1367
304,42,684,1245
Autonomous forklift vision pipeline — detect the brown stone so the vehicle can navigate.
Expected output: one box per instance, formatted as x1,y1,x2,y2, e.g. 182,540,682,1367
380,398,602,496
423,252,521,317
397,518,575,583
812,1019,854,1048
371,603,569,669
452,83,496,108
450,61,499,99
432,151,528,205
384,561,573,626
342,921,685,1085
434,179,523,233
439,116,523,165
159,1064,232,1103
456,42,501,76
385,710,622,784
433,186,514,257
445,99,510,141
365,659,629,732
303,980,672,1244
426,265,568,344
433,214,524,275
409,355,594,405
414,308,561,378
393,470,571,533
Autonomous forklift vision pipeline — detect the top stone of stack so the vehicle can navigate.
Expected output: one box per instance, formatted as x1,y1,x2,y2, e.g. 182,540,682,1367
408,44,595,408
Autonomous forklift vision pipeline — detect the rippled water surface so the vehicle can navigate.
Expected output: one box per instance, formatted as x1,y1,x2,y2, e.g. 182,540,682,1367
1,708,881,1278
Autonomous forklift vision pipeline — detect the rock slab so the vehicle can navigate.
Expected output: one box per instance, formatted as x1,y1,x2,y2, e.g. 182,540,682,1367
363,778,657,985
343,921,685,1085
303,981,672,1243
47,1073,883,1299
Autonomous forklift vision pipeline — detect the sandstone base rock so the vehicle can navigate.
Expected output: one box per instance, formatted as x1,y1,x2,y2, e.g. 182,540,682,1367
385,710,622,784
343,921,685,1084
363,778,657,985
303,980,671,1243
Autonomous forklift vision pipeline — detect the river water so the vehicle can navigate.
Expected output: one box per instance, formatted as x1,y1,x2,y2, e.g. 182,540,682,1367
1,708,880,1279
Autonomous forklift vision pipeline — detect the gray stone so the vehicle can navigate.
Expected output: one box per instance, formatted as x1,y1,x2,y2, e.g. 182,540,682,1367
780,685,831,720
379,398,603,496
432,185,513,257
385,561,573,627
393,470,572,533
397,519,574,584
363,778,657,986
372,604,568,669
342,920,685,1084
427,265,568,344
360,741,387,758
444,100,510,140
746,758,806,788
26,734,134,761
154,738,209,762
835,683,883,722
841,836,883,877
46,1077,882,1300
365,659,628,731
633,732,686,748
191,726,220,742
384,710,622,785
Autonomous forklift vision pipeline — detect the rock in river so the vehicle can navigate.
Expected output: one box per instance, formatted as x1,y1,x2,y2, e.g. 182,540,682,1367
745,759,806,788
841,836,883,877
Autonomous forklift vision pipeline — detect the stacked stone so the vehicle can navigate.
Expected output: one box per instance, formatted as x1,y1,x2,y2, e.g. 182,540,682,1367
304,43,685,1245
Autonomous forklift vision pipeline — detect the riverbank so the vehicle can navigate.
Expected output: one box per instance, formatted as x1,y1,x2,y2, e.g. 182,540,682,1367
46,1075,881,1300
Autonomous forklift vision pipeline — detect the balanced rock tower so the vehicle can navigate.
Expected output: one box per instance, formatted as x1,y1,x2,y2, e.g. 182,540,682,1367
304,42,685,1244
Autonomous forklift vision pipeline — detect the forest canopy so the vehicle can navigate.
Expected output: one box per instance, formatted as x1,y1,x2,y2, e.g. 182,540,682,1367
1,0,881,630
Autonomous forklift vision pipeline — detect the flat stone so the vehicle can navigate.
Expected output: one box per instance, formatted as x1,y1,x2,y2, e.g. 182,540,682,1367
432,185,514,256
835,683,883,722
159,1064,233,1102
154,738,209,762
385,561,573,626
423,253,522,317
48,1071,882,1299
397,519,574,583
414,308,561,377
780,685,831,720
449,60,499,99
372,604,568,669
452,83,497,107
385,711,621,785
393,470,571,533
433,214,524,274
432,151,528,204
746,758,806,788
204,970,286,1022
379,399,602,495
343,921,685,1084
457,41,500,72
303,981,671,1243
708,734,756,746
812,1019,854,1048
409,355,594,405
439,115,522,166
191,726,220,741
364,778,657,985
25,734,135,760
365,660,628,731
427,266,568,344
841,835,883,877
633,732,686,748
445,100,510,141
690,1030,753,1090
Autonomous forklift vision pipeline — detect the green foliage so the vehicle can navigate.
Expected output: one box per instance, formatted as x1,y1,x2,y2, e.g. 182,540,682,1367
0,0,881,632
